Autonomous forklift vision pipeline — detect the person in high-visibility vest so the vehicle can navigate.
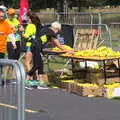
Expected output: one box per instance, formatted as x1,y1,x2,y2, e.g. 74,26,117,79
27,21,74,81
6,8,23,60
22,11,42,73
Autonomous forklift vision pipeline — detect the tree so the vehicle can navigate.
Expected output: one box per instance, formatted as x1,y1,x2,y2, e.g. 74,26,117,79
105,0,120,7
2,0,120,11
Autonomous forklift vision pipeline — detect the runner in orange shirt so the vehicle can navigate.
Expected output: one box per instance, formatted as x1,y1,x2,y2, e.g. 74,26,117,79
0,8,16,58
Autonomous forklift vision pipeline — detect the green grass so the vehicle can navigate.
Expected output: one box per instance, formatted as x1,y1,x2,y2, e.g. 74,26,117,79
44,56,71,72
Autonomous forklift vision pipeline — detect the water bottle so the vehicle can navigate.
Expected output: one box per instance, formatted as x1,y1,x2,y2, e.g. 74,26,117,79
59,37,65,44
57,34,65,44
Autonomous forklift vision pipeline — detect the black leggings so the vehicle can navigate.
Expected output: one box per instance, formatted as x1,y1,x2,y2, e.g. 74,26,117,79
28,46,44,76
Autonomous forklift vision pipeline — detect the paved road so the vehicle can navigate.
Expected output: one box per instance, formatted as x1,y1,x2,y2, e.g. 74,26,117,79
1,85,120,120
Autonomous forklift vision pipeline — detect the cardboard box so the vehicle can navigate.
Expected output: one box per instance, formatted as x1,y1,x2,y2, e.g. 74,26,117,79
60,80,104,97
75,85,103,97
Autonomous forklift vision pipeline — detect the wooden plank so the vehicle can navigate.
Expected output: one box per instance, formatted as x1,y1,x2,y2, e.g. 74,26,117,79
74,29,100,50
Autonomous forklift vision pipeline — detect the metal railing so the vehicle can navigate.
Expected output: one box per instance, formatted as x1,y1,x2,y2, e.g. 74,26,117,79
0,59,25,120
37,11,120,25
101,12,120,25
108,23,120,51
37,12,100,24
58,12,99,24
73,24,111,49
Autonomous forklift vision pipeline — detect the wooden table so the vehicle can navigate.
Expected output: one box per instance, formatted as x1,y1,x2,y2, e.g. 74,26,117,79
42,49,120,84
60,55,120,84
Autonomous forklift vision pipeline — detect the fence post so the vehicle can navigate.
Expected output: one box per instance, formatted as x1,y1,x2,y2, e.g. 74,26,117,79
0,59,25,120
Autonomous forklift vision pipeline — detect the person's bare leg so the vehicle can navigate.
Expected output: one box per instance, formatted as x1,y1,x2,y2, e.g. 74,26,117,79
26,74,33,80
24,51,32,72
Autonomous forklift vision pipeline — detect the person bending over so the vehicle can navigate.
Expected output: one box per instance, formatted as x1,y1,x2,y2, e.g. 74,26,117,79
26,21,74,81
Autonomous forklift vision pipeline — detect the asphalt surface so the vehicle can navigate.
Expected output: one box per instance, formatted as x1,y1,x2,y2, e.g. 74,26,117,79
1,85,120,120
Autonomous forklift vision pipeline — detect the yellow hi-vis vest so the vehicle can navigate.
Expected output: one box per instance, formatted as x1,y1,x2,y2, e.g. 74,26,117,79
24,24,36,47
40,35,47,44
6,18,20,42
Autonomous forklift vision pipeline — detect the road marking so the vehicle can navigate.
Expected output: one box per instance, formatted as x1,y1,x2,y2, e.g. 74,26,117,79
0,103,38,113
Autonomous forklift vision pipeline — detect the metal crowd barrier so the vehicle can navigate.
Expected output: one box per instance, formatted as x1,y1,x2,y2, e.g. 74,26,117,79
101,12,120,25
73,24,111,49
37,11,120,26
109,22,120,51
0,59,25,120
58,12,99,24
37,12,100,25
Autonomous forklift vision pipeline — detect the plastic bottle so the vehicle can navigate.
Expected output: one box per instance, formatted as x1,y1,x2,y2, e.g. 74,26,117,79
59,37,65,44
57,34,65,44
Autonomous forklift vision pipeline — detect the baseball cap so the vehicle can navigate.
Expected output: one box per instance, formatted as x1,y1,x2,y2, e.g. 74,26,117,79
7,8,15,15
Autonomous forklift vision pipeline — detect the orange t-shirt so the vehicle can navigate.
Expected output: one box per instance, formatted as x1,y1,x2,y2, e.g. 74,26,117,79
0,20,12,53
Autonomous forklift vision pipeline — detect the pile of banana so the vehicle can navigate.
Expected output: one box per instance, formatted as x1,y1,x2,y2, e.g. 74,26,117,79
52,45,120,58
52,45,73,52
73,46,120,58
